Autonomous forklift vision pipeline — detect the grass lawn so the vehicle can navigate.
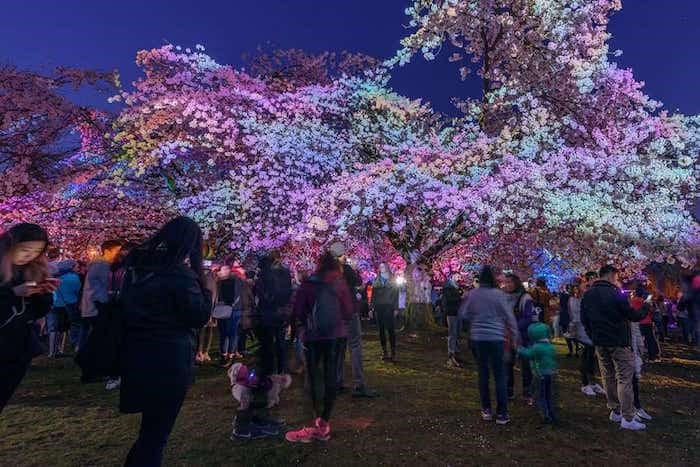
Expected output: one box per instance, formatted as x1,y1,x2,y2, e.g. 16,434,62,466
1,325,699,466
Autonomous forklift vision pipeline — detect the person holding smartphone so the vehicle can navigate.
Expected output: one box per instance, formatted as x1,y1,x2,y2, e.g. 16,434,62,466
0,223,57,413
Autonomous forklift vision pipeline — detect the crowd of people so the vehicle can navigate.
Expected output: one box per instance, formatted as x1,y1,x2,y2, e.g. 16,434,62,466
1,217,700,466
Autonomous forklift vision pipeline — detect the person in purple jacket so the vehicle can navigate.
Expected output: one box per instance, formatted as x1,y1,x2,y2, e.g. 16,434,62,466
286,251,353,443
503,273,537,404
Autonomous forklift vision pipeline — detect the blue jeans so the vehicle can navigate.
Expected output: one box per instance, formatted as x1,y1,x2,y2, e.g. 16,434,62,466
474,340,508,417
536,374,556,421
218,312,240,355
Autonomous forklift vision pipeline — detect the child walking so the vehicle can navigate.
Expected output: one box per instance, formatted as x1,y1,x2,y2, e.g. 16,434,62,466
518,322,557,423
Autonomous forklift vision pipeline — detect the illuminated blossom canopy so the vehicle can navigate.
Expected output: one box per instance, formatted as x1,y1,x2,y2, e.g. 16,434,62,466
0,0,697,278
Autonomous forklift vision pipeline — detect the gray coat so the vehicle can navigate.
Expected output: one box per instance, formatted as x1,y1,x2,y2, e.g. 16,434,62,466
460,287,518,343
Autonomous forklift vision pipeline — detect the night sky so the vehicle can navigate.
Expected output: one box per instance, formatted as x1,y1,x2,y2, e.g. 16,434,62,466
2,0,699,115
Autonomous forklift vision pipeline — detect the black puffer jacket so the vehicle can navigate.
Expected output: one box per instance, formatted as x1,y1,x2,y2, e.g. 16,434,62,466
119,265,211,414
581,280,648,347
0,273,53,363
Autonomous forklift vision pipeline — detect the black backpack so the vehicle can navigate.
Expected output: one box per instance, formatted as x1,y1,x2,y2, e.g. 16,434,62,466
306,280,339,340
75,269,134,379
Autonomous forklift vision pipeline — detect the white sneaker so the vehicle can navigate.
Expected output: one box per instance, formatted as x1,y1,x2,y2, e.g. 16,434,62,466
105,378,121,391
636,408,653,421
621,417,646,431
593,384,605,395
609,411,622,423
581,385,596,396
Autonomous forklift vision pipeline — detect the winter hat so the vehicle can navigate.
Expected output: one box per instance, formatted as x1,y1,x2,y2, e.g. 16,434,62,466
329,242,345,258
527,322,551,342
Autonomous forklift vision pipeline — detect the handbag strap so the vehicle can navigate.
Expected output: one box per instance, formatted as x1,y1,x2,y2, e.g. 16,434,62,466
0,298,26,330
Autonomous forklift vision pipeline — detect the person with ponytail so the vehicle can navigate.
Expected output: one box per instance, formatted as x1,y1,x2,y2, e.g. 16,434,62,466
0,223,58,413
119,216,212,466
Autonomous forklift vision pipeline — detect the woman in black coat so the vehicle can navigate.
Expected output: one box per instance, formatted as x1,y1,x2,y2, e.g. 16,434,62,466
0,223,57,413
120,217,212,466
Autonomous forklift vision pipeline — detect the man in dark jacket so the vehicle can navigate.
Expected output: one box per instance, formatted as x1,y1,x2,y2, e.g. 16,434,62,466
329,242,379,398
581,265,649,431
254,250,292,375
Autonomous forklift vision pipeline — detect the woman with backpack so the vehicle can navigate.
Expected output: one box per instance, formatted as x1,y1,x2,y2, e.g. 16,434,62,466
119,217,212,466
0,223,57,414
286,251,353,443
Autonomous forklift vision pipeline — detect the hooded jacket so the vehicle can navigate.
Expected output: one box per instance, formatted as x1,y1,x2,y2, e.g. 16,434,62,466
518,322,556,376
581,280,648,348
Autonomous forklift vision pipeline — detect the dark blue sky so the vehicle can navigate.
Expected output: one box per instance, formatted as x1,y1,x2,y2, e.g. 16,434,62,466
3,0,698,115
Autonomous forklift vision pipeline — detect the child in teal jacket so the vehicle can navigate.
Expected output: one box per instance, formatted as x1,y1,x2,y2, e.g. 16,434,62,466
518,322,557,423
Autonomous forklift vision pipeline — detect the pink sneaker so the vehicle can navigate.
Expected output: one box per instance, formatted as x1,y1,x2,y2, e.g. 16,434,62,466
314,418,331,441
285,426,316,443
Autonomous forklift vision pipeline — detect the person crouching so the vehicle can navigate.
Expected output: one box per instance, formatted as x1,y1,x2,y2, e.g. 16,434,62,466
285,251,353,443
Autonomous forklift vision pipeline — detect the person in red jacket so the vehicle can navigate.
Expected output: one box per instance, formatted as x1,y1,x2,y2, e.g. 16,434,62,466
286,251,353,443
637,288,660,362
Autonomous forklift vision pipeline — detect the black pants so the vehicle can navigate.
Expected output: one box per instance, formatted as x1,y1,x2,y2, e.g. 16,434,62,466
237,325,277,427
0,359,30,414
632,375,641,410
237,327,248,353
273,325,287,374
506,352,534,398
375,305,395,354
640,324,659,360
125,400,184,467
305,340,337,421
565,338,580,356
335,337,347,388
580,344,596,386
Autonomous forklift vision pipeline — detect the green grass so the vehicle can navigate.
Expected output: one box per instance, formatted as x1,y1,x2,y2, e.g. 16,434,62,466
2,326,699,466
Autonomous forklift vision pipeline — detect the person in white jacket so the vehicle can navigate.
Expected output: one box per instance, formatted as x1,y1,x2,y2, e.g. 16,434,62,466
630,288,653,422
568,283,604,397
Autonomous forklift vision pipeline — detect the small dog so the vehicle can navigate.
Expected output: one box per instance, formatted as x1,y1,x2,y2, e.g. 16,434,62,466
227,362,292,411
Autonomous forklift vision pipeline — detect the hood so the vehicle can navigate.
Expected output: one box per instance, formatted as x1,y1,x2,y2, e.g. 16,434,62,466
50,260,76,276
527,322,550,342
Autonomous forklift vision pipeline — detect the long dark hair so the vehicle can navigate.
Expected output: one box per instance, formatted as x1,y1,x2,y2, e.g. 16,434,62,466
478,265,498,288
0,223,50,285
127,216,204,279
317,251,340,276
